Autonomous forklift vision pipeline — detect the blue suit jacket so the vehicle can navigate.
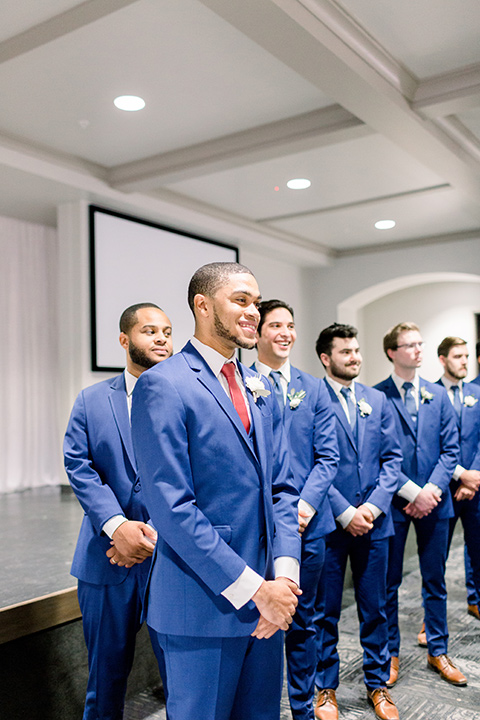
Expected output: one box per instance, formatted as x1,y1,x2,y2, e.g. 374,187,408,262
131,342,301,638
436,379,480,472
253,363,339,537
374,376,459,520
324,380,402,540
471,373,480,387
64,373,150,585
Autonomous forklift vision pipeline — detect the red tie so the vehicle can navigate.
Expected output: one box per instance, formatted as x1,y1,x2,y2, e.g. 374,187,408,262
220,362,251,434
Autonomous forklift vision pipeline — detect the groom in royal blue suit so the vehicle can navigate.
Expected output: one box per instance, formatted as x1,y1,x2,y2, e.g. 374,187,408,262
375,322,464,688
131,263,302,720
314,324,402,720
64,303,173,720
253,299,339,720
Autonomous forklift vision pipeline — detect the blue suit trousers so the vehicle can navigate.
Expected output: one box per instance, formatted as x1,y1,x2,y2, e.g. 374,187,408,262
387,515,449,656
286,523,326,720
315,529,390,691
151,629,283,720
449,493,480,606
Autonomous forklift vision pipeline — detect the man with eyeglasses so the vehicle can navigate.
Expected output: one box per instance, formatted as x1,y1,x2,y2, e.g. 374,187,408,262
375,322,465,689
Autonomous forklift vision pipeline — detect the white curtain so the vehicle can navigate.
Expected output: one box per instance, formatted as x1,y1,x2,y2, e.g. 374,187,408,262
0,216,61,492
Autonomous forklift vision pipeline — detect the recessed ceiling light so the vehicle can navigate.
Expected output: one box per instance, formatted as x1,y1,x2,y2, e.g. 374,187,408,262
375,220,396,230
287,178,311,190
113,95,145,112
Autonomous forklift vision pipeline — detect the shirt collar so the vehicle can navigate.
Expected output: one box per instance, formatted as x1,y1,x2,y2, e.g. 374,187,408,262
392,371,419,394
255,358,291,383
190,336,236,377
325,374,356,398
441,375,463,391
124,369,138,397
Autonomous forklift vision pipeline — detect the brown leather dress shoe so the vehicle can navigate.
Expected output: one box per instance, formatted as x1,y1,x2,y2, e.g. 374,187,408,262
385,656,399,688
427,654,467,685
315,688,338,720
417,621,427,647
367,688,399,720
468,603,480,620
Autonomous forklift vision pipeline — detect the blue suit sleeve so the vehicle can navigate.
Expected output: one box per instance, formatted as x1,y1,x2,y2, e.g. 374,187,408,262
299,380,339,511
63,391,125,534
427,389,459,491
365,395,402,512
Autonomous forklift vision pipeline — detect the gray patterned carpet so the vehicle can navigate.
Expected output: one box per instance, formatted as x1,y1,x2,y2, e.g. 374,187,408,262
124,532,480,719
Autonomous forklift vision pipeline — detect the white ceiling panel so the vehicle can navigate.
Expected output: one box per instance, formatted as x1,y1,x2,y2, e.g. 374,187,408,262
0,0,328,167
0,0,85,43
166,134,445,220
336,0,480,78
458,107,480,143
267,187,480,250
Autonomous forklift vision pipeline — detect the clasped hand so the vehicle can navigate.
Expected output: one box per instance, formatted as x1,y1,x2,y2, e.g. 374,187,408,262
251,577,302,639
106,520,157,568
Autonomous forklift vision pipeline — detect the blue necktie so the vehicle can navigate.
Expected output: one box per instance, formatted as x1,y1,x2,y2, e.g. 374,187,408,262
451,385,462,417
340,386,357,433
270,370,285,411
402,381,418,424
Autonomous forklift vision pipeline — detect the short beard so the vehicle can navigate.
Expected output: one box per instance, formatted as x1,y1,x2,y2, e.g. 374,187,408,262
329,358,360,382
128,340,166,370
213,307,256,350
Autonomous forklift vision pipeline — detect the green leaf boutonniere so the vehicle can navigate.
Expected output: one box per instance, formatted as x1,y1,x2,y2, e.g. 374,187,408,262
287,388,306,410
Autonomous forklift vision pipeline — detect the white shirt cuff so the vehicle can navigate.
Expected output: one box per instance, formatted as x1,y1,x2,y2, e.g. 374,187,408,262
221,566,263,610
364,502,382,520
453,464,466,481
298,498,316,526
426,482,442,497
102,515,128,539
336,505,356,529
397,480,422,503
275,557,300,587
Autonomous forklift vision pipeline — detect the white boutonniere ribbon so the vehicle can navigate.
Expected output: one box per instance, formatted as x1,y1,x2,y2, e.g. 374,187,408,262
420,387,434,404
287,388,306,410
245,374,271,403
464,395,478,407
357,398,372,417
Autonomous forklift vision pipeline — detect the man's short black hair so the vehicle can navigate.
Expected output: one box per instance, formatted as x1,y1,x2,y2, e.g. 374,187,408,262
315,323,358,361
257,299,294,336
187,262,254,314
119,303,161,334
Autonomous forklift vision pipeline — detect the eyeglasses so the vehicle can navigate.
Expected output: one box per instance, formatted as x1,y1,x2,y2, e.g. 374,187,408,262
396,342,425,350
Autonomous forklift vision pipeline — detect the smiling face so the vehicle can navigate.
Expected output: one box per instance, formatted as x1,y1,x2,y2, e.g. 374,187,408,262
321,336,362,385
194,272,261,357
256,307,296,370
120,306,173,376
440,344,468,382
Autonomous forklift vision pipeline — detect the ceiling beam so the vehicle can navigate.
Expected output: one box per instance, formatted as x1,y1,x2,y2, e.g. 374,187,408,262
412,63,480,118
199,0,480,204
0,0,142,64
109,105,370,192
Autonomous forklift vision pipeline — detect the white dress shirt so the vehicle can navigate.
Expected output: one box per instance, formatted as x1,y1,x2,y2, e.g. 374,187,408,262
191,337,299,609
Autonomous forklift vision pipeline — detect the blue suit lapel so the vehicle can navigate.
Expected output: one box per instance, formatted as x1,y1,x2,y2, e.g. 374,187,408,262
385,377,416,437
325,381,357,452
436,377,461,428
109,374,137,472
184,344,260,466
284,367,303,433
355,384,367,453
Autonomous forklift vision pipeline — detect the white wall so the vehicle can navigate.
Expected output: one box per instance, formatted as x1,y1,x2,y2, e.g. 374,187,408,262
301,237,480,377
362,281,480,386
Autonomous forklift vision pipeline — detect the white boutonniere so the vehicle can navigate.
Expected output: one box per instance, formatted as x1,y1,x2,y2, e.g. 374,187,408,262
287,388,306,409
464,395,479,407
245,374,271,403
420,386,434,404
357,398,372,417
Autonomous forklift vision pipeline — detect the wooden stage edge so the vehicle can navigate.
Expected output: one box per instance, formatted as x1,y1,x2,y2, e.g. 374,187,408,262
0,586,81,645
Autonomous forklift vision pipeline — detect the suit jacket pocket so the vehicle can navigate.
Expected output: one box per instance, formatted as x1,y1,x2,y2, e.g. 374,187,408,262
214,525,232,544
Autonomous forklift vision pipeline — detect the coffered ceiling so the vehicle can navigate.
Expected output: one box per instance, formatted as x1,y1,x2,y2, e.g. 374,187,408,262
1,0,480,263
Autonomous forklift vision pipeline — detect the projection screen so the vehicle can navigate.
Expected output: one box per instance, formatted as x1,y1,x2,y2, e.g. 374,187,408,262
89,205,238,371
